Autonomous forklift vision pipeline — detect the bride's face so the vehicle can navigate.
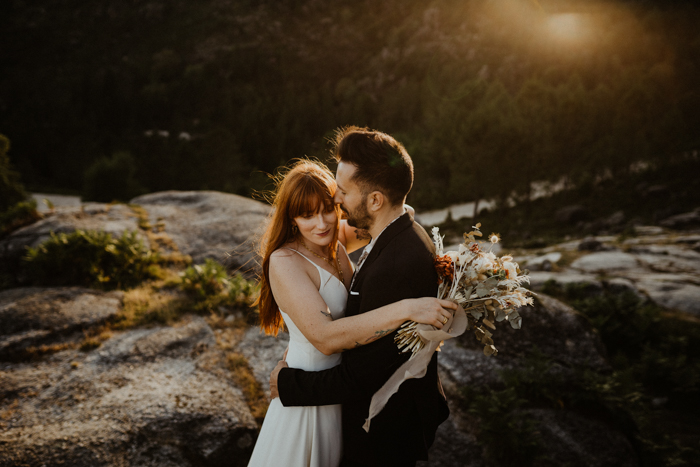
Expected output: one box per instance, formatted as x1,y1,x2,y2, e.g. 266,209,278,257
293,199,337,249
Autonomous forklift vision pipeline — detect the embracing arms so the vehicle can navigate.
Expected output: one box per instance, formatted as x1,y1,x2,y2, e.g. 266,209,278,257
275,241,440,406
269,249,454,356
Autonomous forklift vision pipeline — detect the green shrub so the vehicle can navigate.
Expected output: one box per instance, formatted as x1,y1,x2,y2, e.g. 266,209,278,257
545,284,700,405
181,258,230,299
24,229,158,289
83,151,145,202
0,199,41,237
0,134,27,212
464,385,542,466
527,286,700,465
180,259,259,317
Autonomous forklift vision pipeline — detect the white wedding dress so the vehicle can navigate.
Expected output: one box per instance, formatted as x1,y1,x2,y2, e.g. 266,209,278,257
248,248,348,467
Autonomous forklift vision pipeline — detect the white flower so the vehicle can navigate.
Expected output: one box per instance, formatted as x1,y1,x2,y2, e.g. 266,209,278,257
503,261,518,279
432,227,444,256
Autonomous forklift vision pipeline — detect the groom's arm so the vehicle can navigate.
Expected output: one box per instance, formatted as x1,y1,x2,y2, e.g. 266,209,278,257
277,249,437,407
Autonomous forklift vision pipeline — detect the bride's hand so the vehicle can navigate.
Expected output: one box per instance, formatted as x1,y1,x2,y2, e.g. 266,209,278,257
404,298,457,329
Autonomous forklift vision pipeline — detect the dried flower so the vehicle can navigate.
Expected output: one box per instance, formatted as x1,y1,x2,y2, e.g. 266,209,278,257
434,255,454,283
395,225,535,358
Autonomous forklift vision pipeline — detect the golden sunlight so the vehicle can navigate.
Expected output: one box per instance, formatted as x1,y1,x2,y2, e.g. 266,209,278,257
546,13,590,43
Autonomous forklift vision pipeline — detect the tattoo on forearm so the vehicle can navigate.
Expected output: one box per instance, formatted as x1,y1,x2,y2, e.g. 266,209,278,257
364,328,395,344
354,229,371,241
320,309,332,318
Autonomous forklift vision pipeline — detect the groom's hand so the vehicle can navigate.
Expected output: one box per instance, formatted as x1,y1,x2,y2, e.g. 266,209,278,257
269,360,288,399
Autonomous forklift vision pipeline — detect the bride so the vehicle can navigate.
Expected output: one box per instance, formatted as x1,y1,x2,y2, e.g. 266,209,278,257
247,160,455,467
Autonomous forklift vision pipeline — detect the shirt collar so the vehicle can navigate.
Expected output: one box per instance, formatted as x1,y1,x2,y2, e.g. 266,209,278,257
356,208,406,270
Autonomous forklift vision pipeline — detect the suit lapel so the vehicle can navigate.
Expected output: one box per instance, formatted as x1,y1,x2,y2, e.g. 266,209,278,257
350,213,413,293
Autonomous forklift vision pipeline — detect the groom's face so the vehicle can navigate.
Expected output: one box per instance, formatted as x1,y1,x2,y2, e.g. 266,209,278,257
334,162,373,230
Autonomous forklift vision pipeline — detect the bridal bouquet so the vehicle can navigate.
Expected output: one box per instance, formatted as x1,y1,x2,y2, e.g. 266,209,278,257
364,224,534,432
395,223,534,357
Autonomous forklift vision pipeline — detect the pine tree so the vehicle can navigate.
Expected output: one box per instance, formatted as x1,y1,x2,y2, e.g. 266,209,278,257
0,134,27,212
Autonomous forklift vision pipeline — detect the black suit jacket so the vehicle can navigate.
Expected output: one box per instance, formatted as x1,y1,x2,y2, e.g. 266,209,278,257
278,213,450,466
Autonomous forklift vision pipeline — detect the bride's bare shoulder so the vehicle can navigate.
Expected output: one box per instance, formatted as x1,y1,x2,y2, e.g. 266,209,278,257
270,243,300,264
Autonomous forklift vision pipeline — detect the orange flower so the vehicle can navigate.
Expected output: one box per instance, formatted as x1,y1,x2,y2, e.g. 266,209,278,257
434,255,454,283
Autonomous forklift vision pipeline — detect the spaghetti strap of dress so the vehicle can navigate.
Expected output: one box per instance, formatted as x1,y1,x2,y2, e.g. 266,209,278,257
280,247,323,271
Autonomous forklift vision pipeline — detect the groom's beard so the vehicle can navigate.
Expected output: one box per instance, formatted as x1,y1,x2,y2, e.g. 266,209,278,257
341,199,373,231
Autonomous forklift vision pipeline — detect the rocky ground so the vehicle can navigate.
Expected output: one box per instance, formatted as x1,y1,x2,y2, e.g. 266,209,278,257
1,192,698,466
0,288,258,467
519,227,700,316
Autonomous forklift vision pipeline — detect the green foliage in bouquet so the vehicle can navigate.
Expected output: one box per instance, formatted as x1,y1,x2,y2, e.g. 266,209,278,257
179,258,259,319
0,198,41,238
24,229,159,289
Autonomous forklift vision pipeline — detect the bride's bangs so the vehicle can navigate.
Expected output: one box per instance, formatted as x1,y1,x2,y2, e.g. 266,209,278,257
287,176,335,219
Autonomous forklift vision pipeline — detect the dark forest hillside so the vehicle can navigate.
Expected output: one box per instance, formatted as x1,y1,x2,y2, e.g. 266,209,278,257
1,0,699,208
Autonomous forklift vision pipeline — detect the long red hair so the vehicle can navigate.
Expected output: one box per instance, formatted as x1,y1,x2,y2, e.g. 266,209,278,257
255,160,341,336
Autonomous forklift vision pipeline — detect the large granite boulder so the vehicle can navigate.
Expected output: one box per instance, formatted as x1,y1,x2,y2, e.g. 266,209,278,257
442,294,609,389
0,315,258,467
0,287,123,361
130,191,271,273
435,294,638,467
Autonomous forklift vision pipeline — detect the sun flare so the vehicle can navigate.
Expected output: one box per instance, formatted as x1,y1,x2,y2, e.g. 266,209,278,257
546,13,590,43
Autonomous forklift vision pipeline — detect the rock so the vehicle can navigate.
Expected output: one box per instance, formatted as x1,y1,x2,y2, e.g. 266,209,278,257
0,315,258,466
434,295,638,466
602,277,646,300
525,252,562,272
633,225,665,236
29,193,81,213
660,208,700,230
438,339,507,388
419,413,483,467
527,408,638,467
443,295,609,389
131,191,271,272
570,251,639,273
527,270,602,295
236,327,289,397
645,184,669,197
629,245,700,275
0,287,123,361
633,274,700,315
605,210,625,227
674,234,700,245
555,205,589,224
578,237,603,251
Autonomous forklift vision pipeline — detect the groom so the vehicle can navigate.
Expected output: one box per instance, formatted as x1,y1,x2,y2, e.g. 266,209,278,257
270,126,449,466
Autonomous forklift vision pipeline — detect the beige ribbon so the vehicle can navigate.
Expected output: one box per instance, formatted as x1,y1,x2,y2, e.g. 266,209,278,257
362,303,468,432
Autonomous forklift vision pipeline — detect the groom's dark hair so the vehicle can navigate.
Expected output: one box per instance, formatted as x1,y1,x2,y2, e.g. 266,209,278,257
332,126,414,207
